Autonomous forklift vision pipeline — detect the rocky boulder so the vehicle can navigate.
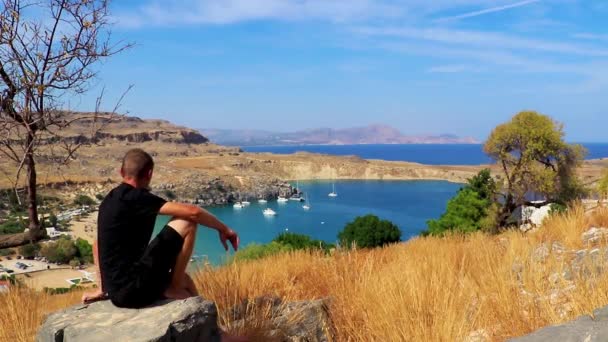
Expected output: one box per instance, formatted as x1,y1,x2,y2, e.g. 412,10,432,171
231,296,333,342
37,297,221,342
509,305,608,341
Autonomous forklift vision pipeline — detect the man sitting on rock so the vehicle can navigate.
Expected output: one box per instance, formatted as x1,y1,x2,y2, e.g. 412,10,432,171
82,148,239,308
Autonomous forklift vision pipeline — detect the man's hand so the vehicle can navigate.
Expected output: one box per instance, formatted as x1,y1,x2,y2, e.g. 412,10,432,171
219,227,239,251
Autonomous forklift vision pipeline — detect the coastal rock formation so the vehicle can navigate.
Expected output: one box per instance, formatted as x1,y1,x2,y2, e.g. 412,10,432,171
36,297,221,342
509,305,608,341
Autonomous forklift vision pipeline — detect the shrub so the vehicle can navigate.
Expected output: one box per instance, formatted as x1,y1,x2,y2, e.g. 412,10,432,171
0,218,27,234
338,215,401,248
273,233,334,251
69,258,81,268
40,236,77,264
0,248,16,256
426,169,498,236
74,195,95,206
48,214,58,228
95,193,105,201
232,242,292,262
18,243,41,259
164,190,177,200
74,238,93,264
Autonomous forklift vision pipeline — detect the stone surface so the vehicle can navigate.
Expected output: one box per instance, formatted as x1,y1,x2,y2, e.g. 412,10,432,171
509,305,608,342
231,296,333,342
582,227,608,246
36,297,221,342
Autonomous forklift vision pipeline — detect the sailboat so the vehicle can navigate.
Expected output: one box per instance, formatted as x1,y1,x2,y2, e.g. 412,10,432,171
302,193,311,210
290,180,304,201
328,182,338,197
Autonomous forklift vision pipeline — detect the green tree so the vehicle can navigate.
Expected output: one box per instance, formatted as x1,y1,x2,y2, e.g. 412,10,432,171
48,214,58,228
338,215,401,249
74,238,94,264
484,111,586,226
69,258,81,269
18,243,40,259
41,236,77,264
427,169,499,235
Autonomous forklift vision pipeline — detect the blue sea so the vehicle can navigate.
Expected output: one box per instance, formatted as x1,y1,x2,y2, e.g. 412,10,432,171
154,180,462,265
154,143,608,265
243,143,608,165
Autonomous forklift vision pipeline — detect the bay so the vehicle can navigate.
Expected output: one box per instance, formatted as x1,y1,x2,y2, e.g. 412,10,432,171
154,180,462,265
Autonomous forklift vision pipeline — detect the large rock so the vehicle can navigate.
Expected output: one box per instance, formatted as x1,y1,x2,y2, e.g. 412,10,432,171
231,296,333,342
37,297,221,342
509,305,608,342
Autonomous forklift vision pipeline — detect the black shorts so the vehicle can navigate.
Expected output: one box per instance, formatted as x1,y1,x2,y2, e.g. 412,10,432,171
111,226,184,308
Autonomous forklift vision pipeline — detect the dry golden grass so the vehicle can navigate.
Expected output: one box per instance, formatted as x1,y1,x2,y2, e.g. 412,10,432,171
3,204,608,341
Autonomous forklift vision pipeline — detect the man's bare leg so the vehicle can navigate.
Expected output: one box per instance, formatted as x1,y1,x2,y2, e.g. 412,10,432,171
82,240,108,303
164,218,198,300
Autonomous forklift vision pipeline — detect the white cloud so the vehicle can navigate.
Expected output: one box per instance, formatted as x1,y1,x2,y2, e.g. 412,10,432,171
427,64,486,73
436,0,541,22
355,26,608,57
572,33,608,41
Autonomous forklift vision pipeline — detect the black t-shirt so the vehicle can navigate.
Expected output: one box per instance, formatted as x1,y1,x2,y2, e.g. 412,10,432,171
98,183,166,295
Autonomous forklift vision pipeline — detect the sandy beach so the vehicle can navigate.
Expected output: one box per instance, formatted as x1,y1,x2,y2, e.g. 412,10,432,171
68,211,98,244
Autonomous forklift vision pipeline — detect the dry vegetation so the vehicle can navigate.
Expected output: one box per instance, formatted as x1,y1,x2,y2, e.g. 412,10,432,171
2,205,608,341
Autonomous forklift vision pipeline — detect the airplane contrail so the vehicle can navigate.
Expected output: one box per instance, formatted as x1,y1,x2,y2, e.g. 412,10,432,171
436,0,542,22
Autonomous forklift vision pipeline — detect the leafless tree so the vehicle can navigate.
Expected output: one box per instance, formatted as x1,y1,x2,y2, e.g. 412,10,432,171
0,0,131,247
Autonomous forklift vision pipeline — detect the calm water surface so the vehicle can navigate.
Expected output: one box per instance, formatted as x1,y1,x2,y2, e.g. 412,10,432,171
154,180,462,265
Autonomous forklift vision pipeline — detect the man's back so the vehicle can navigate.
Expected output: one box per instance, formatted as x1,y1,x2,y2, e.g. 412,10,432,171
98,183,166,295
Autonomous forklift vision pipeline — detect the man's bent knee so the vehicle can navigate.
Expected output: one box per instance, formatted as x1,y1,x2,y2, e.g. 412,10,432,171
167,217,197,238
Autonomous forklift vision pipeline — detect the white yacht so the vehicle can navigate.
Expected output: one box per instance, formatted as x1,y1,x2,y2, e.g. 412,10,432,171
258,199,268,204
303,204,310,210
242,201,251,206
277,196,289,203
328,183,338,197
233,202,244,209
263,208,277,216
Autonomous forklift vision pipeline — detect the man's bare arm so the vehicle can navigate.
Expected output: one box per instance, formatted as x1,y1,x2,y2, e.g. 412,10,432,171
159,202,239,251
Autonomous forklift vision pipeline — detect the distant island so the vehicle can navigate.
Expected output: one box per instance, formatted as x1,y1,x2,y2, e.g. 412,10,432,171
199,124,480,146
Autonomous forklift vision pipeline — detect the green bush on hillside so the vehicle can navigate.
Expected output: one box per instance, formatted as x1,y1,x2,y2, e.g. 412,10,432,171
40,236,93,264
232,232,335,262
232,241,292,262
74,195,95,206
426,169,498,236
0,218,27,234
19,243,41,259
74,238,94,264
338,215,401,248
0,248,16,256
274,232,334,251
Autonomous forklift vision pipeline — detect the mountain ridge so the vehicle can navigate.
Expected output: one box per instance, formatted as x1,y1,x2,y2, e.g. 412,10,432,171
200,124,479,146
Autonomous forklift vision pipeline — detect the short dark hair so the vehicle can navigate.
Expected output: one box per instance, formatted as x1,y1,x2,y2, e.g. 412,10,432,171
121,148,154,179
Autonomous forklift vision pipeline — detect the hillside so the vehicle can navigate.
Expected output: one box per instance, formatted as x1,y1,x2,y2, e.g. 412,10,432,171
201,124,480,146
0,113,605,205
4,205,608,341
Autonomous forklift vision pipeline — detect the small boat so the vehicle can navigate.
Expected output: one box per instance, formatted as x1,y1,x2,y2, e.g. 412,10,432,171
263,208,277,216
277,197,289,203
242,201,251,206
328,182,338,197
233,202,244,209
303,193,311,210
290,195,304,202
258,199,268,204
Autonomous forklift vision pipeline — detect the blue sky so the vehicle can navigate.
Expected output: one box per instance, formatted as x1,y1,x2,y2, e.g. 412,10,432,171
77,0,608,141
